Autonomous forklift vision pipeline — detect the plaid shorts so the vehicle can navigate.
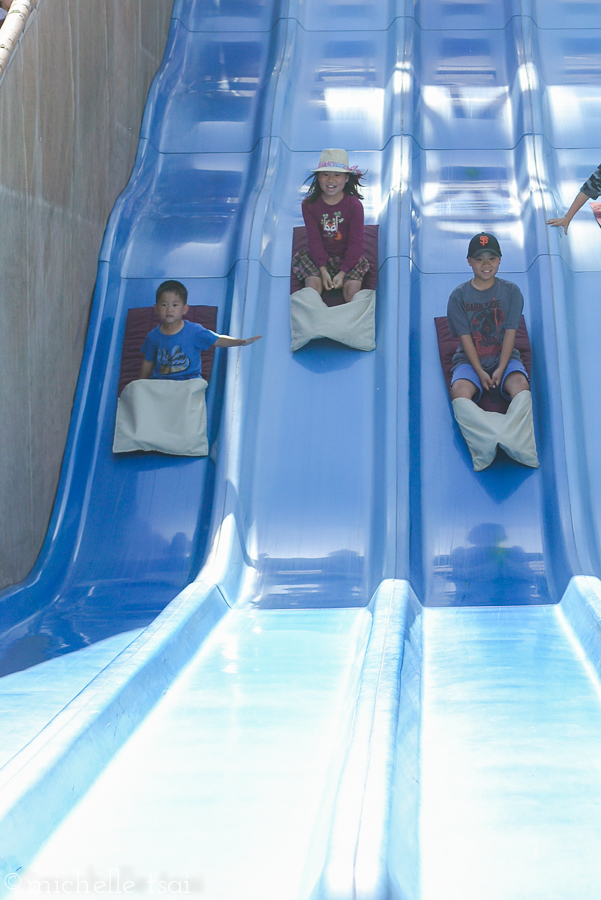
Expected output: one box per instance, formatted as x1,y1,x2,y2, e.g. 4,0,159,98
292,249,370,284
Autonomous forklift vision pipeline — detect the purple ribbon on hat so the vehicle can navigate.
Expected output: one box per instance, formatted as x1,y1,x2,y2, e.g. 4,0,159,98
317,161,360,172
318,161,350,169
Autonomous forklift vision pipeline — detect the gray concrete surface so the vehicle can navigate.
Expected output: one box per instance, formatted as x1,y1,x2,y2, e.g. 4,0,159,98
0,0,174,589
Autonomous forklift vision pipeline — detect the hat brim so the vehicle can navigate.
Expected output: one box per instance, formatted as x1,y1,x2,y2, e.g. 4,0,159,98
312,166,352,174
470,249,501,258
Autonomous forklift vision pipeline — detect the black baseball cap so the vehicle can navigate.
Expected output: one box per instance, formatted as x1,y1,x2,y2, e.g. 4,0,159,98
467,232,501,258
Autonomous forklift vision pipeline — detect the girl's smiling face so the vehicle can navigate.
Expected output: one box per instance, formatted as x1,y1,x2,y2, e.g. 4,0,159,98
318,171,349,204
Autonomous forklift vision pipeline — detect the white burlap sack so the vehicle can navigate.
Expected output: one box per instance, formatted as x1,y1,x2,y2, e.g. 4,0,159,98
113,377,209,456
290,287,376,352
452,390,539,472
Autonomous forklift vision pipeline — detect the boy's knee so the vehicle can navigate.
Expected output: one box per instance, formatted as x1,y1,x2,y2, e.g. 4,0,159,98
450,379,479,400
504,371,530,398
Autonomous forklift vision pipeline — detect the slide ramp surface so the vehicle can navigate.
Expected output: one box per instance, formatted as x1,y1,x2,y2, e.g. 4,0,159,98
1,0,404,896
4,2,601,899
385,3,601,899
0,0,288,755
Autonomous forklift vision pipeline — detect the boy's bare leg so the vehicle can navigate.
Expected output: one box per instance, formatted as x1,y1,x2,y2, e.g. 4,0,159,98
305,275,323,295
342,279,362,302
503,371,530,400
450,379,480,400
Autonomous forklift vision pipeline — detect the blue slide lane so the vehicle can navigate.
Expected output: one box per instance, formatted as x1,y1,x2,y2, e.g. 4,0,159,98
0,0,290,739
3,1,601,898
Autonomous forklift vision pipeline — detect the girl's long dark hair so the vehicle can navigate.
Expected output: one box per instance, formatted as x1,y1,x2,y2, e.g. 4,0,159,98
303,171,365,203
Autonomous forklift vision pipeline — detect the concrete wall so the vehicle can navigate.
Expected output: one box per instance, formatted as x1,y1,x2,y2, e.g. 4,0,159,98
0,0,174,590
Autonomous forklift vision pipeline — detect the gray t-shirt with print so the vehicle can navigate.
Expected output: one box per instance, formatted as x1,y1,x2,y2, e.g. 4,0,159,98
447,277,523,371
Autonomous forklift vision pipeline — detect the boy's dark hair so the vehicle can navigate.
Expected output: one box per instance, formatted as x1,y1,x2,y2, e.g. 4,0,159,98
303,171,365,204
156,280,188,304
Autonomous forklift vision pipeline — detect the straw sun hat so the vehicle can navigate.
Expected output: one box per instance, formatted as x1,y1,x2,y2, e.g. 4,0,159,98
312,148,357,174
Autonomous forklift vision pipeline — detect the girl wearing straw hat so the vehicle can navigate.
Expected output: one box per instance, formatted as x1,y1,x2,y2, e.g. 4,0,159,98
292,149,369,303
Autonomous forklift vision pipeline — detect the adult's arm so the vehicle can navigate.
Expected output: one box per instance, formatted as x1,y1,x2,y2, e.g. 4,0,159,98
546,191,590,234
546,163,601,233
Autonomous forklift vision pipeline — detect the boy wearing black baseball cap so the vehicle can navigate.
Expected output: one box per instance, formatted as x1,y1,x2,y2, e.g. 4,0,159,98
447,232,530,404
446,232,539,470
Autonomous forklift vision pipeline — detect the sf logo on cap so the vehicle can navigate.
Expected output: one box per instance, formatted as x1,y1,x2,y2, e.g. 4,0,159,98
480,235,489,246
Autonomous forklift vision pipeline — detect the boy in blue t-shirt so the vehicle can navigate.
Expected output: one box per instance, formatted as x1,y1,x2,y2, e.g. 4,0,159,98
140,280,261,380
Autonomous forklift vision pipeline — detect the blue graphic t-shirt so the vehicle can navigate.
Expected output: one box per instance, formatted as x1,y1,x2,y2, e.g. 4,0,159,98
141,320,219,380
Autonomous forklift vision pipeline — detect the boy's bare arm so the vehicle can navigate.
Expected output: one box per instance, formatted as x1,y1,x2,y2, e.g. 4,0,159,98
458,334,493,391
491,329,516,387
140,359,154,379
214,334,262,348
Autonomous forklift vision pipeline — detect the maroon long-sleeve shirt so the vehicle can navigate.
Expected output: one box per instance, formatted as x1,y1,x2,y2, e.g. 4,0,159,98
302,194,365,272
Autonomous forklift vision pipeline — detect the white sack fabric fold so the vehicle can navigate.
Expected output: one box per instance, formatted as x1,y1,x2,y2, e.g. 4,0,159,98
290,287,376,351
113,378,209,456
452,391,540,472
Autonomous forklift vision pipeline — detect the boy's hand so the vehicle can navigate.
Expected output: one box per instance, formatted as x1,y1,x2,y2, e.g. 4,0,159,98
490,366,506,388
331,271,345,290
241,335,262,346
478,369,494,391
319,266,334,291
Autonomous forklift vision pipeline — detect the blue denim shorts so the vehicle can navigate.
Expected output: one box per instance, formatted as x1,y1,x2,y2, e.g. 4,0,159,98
451,358,529,402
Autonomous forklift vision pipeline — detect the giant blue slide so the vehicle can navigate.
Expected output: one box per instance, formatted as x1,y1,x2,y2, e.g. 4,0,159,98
2,1,601,898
